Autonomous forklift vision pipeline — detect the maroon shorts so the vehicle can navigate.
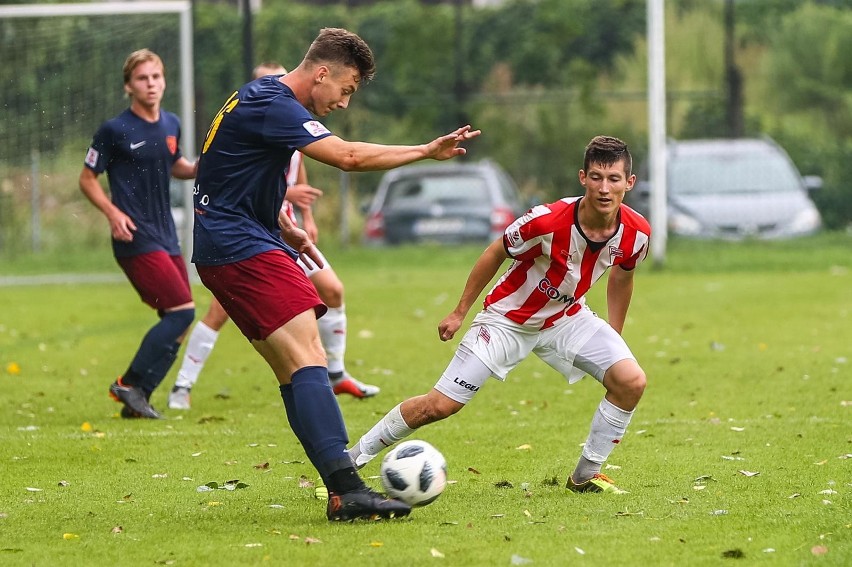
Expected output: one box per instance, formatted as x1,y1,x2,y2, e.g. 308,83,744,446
116,251,192,311
196,250,326,341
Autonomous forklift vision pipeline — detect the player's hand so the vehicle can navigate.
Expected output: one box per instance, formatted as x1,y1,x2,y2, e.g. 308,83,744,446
279,210,324,270
285,183,322,209
438,311,465,342
426,125,481,161
301,215,319,244
108,210,136,242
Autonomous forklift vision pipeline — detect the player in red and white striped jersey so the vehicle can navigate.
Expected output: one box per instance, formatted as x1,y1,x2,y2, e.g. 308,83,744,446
350,136,650,494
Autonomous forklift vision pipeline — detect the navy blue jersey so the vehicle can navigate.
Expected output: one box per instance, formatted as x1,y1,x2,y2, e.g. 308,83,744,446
84,108,183,258
192,75,333,266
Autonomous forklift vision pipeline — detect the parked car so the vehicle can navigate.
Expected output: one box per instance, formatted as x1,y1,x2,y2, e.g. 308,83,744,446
362,159,527,246
630,138,822,239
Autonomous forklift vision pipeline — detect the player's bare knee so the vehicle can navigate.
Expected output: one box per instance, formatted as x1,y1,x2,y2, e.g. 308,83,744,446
604,361,646,406
318,280,344,307
406,394,460,426
626,368,647,399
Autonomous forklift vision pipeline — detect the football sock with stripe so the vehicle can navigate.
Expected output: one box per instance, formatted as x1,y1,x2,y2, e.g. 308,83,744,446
318,306,346,376
572,398,633,482
349,403,415,468
174,320,219,389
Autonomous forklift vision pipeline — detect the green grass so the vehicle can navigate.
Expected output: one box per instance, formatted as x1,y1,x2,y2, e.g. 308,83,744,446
1,234,850,566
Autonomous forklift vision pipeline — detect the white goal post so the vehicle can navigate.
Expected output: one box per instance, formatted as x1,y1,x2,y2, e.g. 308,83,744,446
0,1,195,263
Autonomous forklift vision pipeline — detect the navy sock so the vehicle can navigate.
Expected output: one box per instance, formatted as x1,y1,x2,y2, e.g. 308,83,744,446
125,308,194,395
289,366,362,490
279,383,325,485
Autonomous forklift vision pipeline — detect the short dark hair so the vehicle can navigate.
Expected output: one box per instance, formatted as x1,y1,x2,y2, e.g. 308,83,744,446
583,136,632,176
304,27,376,83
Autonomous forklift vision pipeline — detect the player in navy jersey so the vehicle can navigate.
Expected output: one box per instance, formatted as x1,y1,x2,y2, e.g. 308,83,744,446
167,62,379,412
350,136,650,495
193,28,479,521
79,49,197,419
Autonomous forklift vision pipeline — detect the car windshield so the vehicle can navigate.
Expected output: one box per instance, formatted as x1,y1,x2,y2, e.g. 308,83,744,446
670,150,801,196
385,174,490,207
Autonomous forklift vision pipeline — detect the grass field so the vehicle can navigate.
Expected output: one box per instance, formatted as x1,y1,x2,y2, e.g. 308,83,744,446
1,234,850,566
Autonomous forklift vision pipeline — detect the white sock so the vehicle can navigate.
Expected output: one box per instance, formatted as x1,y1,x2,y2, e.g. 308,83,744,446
319,305,346,376
348,403,415,468
572,398,633,482
174,321,219,389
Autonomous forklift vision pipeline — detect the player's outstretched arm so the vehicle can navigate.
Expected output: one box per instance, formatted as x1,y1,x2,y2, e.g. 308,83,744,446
79,167,136,242
438,238,509,342
606,265,635,335
300,125,481,172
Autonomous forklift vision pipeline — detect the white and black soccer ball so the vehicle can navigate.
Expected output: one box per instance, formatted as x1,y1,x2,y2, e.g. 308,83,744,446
380,440,447,507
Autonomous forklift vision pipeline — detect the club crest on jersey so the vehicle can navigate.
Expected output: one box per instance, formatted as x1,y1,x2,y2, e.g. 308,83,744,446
609,246,624,259
84,147,99,168
302,120,331,137
166,135,177,155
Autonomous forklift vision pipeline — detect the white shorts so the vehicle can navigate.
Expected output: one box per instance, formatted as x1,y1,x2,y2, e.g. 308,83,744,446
296,246,329,278
434,307,636,404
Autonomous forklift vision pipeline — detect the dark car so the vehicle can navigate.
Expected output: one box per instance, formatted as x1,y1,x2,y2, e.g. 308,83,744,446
362,159,526,246
630,138,822,239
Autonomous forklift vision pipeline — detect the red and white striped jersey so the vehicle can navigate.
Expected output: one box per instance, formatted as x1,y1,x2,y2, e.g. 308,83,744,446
281,151,303,225
484,197,651,330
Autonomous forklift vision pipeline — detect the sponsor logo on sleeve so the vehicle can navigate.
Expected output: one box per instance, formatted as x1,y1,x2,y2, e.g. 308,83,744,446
506,229,522,247
84,147,99,168
302,120,331,137
166,136,177,155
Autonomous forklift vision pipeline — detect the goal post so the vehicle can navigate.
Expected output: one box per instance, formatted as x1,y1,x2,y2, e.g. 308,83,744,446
0,1,195,264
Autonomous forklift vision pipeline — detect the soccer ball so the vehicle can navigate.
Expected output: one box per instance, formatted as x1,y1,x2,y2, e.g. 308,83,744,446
380,440,447,507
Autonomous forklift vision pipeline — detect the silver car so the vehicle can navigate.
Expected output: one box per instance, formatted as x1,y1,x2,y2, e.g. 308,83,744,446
632,138,822,239
363,159,526,246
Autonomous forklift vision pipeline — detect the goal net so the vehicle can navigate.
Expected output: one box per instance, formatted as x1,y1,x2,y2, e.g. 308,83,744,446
0,1,194,262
